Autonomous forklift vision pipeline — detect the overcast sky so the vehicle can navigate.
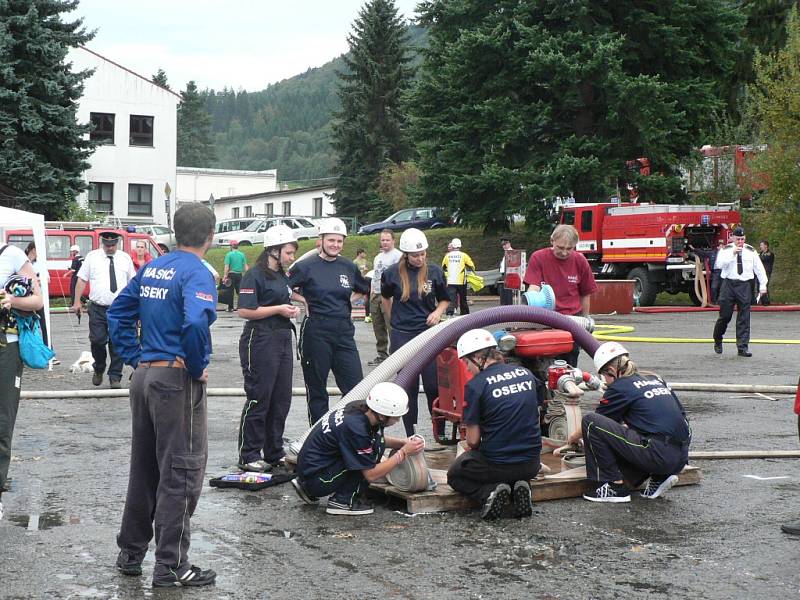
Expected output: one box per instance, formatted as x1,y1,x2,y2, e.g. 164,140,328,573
72,0,420,92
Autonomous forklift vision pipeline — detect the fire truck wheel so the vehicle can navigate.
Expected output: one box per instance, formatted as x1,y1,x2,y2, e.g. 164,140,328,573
687,286,703,307
628,267,657,306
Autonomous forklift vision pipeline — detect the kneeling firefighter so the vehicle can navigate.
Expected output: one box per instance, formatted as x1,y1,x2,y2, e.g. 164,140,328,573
447,329,542,520
291,382,425,516
568,341,692,503
236,224,302,473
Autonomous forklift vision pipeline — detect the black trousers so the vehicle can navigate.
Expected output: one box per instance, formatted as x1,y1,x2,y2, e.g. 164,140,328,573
498,282,514,306
88,302,123,380
300,317,363,426
390,328,439,437
713,279,752,350
227,272,243,310
0,339,22,497
300,460,368,505
447,450,540,505
446,284,469,316
582,413,689,485
710,270,721,304
237,327,293,464
117,366,208,580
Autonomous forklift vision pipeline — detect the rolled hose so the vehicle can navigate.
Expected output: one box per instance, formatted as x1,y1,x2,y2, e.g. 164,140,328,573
288,306,599,457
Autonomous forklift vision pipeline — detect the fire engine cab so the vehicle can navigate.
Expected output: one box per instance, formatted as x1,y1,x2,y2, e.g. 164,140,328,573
559,202,742,306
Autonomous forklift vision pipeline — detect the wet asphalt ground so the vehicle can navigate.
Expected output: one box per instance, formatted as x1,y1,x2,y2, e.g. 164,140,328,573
2,301,800,599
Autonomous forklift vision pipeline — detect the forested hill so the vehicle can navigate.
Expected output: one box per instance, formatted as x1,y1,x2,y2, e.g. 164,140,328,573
202,24,426,184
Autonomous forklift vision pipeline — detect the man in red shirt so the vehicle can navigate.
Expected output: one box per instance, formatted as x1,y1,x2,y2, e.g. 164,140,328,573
523,224,597,366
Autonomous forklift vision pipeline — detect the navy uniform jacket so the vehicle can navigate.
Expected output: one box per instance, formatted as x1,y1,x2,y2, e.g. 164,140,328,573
287,254,369,319
108,250,217,380
463,362,542,464
598,374,690,441
238,265,293,330
380,262,449,333
297,401,385,479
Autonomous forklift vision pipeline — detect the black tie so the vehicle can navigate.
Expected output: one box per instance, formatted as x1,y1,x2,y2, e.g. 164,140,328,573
108,256,117,293
736,251,743,275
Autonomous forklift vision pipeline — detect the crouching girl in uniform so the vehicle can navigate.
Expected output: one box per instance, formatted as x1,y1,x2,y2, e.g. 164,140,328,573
447,329,542,520
291,382,425,516
236,224,303,473
567,341,691,503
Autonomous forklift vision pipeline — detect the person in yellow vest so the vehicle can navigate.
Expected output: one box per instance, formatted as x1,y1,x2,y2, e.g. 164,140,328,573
442,238,475,316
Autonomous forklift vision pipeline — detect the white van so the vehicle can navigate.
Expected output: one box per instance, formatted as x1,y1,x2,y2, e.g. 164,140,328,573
215,218,259,236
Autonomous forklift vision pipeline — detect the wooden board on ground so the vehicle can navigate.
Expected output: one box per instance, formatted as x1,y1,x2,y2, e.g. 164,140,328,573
370,447,701,514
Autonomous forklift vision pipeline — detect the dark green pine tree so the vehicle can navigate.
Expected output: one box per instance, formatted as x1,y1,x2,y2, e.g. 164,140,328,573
331,0,415,219
411,0,743,232
0,0,94,218
152,68,170,90
177,80,216,167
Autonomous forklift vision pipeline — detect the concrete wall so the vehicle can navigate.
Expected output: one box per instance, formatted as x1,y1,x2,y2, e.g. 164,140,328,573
211,185,336,220
70,47,180,225
176,168,278,205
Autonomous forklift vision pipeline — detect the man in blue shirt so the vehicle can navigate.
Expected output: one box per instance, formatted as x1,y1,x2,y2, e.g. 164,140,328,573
447,329,542,520
108,204,218,588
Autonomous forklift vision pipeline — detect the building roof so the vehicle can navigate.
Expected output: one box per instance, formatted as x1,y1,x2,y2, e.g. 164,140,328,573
206,183,335,205
177,167,277,177
79,46,182,100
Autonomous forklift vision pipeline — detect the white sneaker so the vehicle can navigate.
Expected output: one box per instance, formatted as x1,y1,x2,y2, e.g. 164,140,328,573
0,501,4,521
640,474,679,499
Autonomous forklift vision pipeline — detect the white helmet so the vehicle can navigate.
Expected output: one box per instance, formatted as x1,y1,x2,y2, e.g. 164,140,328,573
457,328,497,359
593,341,629,373
399,228,428,252
263,224,297,248
451,238,462,249
366,382,409,417
318,217,348,237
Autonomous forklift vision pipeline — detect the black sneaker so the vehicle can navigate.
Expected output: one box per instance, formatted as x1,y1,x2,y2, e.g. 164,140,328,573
583,482,631,503
326,497,374,516
291,478,319,505
713,341,723,354
512,480,533,518
115,551,142,576
480,483,512,520
781,520,800,535
152,565,217,588
367,356,387,366
640,474,679,499
237,459,269,472
109,378,122,389
92,372,103,386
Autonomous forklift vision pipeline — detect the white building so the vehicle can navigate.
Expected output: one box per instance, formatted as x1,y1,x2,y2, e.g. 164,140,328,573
207,184,337,221
176,167,278,206
70,46,180,225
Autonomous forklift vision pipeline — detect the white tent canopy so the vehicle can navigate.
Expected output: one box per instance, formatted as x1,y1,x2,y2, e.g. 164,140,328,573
0,206,52,343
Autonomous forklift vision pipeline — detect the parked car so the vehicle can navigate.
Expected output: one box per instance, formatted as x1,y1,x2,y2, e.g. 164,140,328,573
5,226,162,298
129,224,175,252
215,217,259,236
357,207,452,235
214,216,319,247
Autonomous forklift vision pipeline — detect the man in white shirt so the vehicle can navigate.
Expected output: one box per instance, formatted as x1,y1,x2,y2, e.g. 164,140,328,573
712,227,767,357
72,232,136,387
368,230,402,366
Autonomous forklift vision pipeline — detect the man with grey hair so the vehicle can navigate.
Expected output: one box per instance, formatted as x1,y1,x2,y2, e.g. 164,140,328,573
523,224,597,366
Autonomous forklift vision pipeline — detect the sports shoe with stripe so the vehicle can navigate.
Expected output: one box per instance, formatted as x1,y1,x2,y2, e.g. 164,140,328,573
291,477,319,505
583,481,631,503
480,483,512,520
115,550,143,576
152,565,217,588
326,497,374,516
513,480,534,518
237,459,269,473
640,474,679,499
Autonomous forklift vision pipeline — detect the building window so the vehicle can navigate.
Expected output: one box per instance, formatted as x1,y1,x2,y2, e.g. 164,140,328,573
128,184,153,216
90,113,115,144
265,203,273,216
232,207,240,218
130,115,154,146
313,197,323,217
244,205,253,217
88,182,114,213
282,201,291,215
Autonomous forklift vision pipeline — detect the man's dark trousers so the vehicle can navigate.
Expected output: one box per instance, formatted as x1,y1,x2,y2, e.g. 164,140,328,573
713,279,753,351
446,284,469,316
88,302,123,380
582,413,688,485
448,450,539,504
301,460,369,506
227,271,243,310
238,327,293,464
300,316,363,426
0,340,22,496
117,365,208,580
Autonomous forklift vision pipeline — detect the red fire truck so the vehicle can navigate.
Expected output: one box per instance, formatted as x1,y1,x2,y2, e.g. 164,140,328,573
559,202,742,306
